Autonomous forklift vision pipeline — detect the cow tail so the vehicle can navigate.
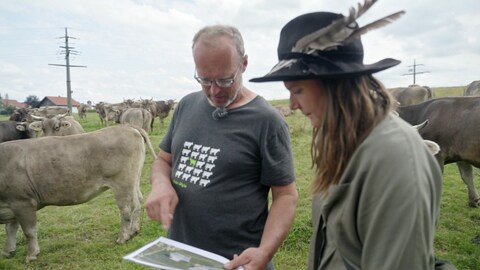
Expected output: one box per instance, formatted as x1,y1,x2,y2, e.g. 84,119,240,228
133,126,157,158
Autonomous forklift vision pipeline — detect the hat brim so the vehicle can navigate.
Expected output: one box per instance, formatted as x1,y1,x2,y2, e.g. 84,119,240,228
250,58,401,83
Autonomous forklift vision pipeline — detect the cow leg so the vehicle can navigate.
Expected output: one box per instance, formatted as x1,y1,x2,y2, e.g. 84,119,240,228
111,180,142,244
12,206,39,262
457,161,480,207
2,221,19,257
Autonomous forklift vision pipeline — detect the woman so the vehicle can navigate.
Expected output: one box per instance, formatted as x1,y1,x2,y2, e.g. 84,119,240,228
250,3,443,270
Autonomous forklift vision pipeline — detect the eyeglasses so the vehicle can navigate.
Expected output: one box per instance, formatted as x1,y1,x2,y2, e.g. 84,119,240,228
194,65,241,88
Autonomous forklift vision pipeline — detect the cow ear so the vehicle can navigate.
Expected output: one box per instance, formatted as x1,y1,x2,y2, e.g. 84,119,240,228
16,123,26,131
29,121,43,131
60,121,72,129
424,139,440,155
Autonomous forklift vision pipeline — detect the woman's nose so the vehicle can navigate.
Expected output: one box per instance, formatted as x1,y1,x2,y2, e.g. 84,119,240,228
289,95,299,110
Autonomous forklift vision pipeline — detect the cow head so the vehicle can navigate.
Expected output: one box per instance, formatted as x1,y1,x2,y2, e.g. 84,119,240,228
28,114,72,136
15,122,38,139
166,99,176,110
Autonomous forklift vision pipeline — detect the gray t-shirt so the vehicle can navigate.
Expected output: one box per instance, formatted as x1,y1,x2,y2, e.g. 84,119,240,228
160,91,295,259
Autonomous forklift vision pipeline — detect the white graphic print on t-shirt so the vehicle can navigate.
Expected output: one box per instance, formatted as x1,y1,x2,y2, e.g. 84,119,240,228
173,141,220,188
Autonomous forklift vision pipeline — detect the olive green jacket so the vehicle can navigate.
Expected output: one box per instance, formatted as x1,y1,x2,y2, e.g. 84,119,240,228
308,114,442,270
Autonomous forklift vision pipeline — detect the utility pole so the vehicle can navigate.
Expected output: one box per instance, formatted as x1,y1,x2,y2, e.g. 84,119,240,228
402,59,430,85
49,27,86,113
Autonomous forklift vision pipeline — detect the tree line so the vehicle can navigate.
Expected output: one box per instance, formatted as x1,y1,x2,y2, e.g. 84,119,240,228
0,93,40,115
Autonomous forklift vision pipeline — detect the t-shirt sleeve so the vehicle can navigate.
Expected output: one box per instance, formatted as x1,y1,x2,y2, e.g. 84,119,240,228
260,121,296,186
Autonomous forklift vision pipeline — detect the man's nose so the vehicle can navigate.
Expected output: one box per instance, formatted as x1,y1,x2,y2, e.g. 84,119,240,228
209,83,223,94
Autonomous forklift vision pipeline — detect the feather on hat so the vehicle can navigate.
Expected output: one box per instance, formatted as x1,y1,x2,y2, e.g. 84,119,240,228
250,0,405,82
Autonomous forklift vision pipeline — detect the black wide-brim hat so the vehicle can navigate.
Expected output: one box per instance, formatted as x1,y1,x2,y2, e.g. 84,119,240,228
250,11,401,82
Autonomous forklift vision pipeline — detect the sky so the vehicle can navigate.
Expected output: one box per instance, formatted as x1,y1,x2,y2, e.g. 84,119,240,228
0,0,479,105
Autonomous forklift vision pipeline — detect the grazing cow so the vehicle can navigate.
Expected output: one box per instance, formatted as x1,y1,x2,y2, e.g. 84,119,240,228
103,103,122,126
95,102,107,126
388,85,433,106
131,98,157,130
397,96,480,207
0,125,157,262
78,103,88,119
32,106,70,117
155,99,175,126
94,102,123,126
28,114,85,137
273,104,294,117
120,108,153,133
464,80,480,96
0,121,36,143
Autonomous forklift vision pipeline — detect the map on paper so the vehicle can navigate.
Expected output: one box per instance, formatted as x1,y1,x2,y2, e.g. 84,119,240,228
123,236,244,270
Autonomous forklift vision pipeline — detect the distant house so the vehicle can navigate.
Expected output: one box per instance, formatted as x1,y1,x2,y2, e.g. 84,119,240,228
37,96,81,113
0,99,27,109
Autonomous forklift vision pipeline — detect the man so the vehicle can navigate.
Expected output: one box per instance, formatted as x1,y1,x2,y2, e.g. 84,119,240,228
144,25,298,270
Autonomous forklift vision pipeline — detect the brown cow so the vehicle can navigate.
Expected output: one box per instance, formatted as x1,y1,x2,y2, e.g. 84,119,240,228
397,97,480,207
9,108,31,122
155,99,175,126
0,125,156,262
0,121,37,143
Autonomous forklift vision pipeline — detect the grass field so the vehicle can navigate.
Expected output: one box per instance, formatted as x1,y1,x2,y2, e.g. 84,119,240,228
0,86,479,269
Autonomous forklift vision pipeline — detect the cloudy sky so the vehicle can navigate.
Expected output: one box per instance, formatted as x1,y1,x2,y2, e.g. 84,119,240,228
0,0,478,105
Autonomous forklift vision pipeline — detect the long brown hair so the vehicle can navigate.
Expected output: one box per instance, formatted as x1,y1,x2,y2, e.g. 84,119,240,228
311,74,395,194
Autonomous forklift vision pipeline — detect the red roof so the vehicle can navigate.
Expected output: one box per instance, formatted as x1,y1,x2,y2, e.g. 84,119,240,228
0,99,27,108
43,96,81,106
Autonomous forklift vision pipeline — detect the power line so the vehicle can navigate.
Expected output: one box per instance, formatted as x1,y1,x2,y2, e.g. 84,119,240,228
402,59,430,85
48,27,86,113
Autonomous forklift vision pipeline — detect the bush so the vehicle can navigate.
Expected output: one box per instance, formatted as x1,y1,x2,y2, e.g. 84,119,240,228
0,106,15,116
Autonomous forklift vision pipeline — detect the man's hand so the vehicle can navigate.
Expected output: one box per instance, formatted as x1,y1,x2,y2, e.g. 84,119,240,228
224,247,270,270
144,182,178,230
145,150,177,230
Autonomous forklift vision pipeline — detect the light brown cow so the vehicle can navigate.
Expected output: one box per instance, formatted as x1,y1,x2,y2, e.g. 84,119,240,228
120,108,153,133
388,85,433,106
95,102,107,126
29,114,85,137
464,80,480,96
131,98,157,129
78,103,88,119
31,106,70,117
273,104,294,117
95,102,124,127
0,125,157,262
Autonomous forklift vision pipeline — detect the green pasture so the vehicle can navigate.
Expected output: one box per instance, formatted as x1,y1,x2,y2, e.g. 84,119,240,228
0,86,479,269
